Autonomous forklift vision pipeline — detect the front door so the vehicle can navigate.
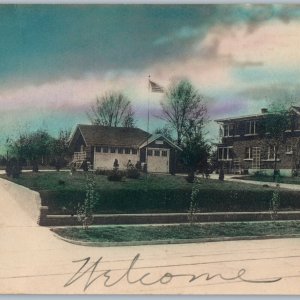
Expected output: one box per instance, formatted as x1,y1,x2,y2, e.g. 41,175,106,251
147,148,169,173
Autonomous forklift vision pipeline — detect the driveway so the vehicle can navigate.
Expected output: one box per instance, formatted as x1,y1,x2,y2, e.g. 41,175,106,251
0,178,300,294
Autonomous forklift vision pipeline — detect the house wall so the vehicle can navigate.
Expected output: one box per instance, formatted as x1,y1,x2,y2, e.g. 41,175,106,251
218,129,300,175
140,137,177,173
94,149,139,170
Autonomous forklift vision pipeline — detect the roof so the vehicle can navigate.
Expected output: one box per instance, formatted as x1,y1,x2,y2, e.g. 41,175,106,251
74,124,151,148
139,134,182,151
215,106,300,123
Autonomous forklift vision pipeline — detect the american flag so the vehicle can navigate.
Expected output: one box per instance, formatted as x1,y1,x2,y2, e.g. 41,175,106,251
149,80,164,93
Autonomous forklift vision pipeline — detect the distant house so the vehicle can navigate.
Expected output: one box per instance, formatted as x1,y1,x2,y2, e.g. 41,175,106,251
215,107,300,176
68,124,182,173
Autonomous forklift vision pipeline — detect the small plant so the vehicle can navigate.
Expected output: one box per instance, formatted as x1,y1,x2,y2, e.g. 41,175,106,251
77,174,98,230
270,184,280,220
219,164,224,181
126,163,140,179
58,179,65,185
32,160,39,172
185,172,195,183
5,158,22,178
107,159,123,181
187,178,201,225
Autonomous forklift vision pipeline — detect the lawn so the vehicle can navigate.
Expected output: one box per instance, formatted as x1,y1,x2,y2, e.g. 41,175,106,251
235,175,300,185
52,221,300,244
2,171,300,214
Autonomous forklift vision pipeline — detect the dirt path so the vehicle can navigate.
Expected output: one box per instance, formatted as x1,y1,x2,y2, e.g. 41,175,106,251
0,178,300,294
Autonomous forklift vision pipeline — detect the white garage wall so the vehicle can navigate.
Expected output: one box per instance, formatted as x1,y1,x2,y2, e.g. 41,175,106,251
94,150,139,170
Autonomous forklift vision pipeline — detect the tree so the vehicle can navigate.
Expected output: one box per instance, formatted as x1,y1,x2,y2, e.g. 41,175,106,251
8,129,54,172
88,91,135,127
50,129,71,170
154,126,173,140
180,127,211,182
159,79,207,146
258,104,292,180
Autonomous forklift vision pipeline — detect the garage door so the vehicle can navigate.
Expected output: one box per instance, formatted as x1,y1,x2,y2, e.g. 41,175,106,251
147,148,169,173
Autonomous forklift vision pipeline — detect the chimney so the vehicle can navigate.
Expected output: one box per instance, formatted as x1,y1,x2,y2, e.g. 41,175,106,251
261,108,268,114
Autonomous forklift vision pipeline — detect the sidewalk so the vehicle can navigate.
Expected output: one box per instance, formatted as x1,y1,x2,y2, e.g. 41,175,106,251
209,173,300,191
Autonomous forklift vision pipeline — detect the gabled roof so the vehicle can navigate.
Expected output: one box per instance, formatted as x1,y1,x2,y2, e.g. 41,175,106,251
139,134,182,151
71,124,151,148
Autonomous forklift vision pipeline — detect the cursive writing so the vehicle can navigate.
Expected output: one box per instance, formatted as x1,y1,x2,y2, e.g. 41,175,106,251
64,253,282,292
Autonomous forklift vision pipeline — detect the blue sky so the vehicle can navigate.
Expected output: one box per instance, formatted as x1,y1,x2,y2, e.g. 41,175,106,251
1,4,300,151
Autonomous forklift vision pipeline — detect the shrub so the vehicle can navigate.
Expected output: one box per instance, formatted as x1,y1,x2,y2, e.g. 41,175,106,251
188,178,201,224
5,158,22,178
126,166,140,179
81,160,89,172
32,160,39,172
270,184,280,220
107,170,123,181
77,174,98,230
58,179,65,185
219,167,224,181
107,159,123,181
185,173,195,183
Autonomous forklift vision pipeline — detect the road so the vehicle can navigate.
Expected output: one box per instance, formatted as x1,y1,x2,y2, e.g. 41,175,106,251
0,178,300,295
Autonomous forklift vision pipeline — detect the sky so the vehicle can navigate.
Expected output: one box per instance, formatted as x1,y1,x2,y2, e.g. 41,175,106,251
1,4,300,151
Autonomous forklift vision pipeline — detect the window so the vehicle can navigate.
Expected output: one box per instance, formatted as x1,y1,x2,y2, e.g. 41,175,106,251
218,147,232,160
132,149,137,155
155,140,164,145
147,149,153,156
118,148,124,154
223,124,234,137
110,147,116,153
125,148,130,154
95,146,101,152
154,150,160,156
162,150,168,157
246,121,257,135
103,147,108,153
286,144,293,154
268,146,276,160
245,147,253,159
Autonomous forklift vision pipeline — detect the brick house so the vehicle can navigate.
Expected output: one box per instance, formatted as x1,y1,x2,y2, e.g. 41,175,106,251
215,106,300,176
68,124,181,173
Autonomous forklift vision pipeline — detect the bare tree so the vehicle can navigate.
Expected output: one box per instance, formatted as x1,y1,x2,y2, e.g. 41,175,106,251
159,79,207,146
88,92,135,127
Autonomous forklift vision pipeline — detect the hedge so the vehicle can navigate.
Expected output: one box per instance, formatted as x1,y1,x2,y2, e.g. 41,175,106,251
40,188,300,215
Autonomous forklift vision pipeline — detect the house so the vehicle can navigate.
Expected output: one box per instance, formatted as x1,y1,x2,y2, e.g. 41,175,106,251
68,124,182,173
215,106,300,176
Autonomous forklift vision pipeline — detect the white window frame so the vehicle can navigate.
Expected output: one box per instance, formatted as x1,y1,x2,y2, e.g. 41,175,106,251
246,120,257,135
244,147,253,160
268,145,276,160
286,144,293,154
218,147,232,160
223,124,234,137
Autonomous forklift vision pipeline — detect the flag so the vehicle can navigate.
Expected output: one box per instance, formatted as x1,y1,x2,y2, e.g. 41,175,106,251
149,80,164,93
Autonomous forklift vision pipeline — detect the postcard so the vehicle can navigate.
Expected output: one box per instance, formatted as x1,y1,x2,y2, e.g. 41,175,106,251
0,3,300,295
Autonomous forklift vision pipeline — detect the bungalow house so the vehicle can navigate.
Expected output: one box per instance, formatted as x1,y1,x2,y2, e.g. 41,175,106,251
215,106,300,176
68,124,181,173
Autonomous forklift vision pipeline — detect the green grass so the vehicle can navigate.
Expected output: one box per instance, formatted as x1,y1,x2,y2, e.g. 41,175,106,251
237,175,300,185
2,171,300,214
53,221,300,243
1,171,276,192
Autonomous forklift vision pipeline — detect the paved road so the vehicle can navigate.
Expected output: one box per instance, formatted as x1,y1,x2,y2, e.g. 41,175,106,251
0,178,300,295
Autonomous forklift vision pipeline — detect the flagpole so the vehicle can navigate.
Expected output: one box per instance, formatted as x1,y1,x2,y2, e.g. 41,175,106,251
146,75,151,175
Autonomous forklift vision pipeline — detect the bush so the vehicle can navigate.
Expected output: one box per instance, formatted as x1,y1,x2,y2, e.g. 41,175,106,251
185,173,195,183
126,166,140,179
107,170,123,181
81,160,89,172
5,158,22,178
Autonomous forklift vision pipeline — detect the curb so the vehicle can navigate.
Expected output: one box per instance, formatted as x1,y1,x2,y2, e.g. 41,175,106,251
50,229,300,248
